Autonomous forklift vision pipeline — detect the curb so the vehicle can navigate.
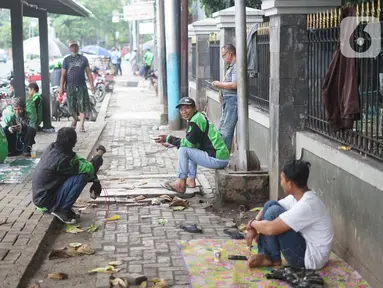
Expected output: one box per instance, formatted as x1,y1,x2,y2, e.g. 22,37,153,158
4,121,108,288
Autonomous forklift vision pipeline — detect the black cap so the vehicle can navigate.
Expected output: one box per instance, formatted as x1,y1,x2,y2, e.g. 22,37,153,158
176,97,196,108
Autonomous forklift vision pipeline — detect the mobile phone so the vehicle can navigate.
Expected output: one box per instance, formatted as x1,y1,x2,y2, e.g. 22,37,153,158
228,255,248,261
205,80,213,86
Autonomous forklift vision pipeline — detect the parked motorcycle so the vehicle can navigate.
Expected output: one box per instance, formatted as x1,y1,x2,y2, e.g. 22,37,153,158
94,75,107,103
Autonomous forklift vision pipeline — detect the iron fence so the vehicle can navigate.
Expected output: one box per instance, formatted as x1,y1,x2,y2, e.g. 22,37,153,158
249,22,270,111
307,4,383,161
191,44,196,80
209,42,220,86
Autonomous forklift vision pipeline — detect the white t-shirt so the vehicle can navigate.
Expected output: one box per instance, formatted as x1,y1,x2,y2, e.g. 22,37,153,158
278,191,334,270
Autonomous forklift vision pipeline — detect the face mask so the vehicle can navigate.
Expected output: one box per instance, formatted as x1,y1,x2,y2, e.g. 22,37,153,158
71,52,78,56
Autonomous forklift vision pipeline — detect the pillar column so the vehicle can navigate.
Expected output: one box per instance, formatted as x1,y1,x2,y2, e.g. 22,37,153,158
262,0,341,199
10,0,25,99
213,6,264,80
188,25,195,81
38,12,53,129
192,18,218,111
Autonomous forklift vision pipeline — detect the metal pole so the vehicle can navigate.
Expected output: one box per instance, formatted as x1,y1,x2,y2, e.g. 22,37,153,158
180,0,188,99
165,0,181,130
39,12,53,129
156,0,168,124
136,20,140,64
129,21,133,53
235,0,249,170
10,0,25,99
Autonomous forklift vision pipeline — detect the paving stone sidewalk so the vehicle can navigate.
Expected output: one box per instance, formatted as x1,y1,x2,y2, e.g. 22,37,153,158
0,119,106,288
91,75,232,288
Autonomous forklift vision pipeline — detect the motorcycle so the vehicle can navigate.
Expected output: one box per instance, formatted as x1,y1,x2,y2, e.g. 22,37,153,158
93,74,107,103
51,87,98,122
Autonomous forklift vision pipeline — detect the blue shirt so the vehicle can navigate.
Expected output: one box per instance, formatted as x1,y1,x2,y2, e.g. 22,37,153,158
62,54,89,88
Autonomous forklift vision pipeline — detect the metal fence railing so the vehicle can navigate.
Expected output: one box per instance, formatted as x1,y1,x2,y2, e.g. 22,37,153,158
249,22,270,112
191,44,196,80
209,42,220,83
307,3,383,161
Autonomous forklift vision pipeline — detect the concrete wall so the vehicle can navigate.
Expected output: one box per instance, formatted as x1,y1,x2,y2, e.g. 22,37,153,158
296,132,383,288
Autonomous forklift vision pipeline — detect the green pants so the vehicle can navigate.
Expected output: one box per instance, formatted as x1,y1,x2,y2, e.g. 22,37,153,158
66,86,90,115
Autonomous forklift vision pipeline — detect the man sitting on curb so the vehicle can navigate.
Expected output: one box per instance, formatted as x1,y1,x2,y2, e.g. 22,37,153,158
32,127,106,224
246,160,334,270
3,98,36,157
155,97,229,197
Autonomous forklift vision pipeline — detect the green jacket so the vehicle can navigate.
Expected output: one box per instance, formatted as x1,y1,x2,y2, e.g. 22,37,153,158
144,51,154,66
32,93,43,127
166,111,229,160
2,96,37,129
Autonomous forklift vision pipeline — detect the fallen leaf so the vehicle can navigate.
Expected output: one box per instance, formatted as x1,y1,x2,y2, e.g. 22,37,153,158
159,195,173,202
47,273,68,280
106,215,120,221
111,277,127,287
169,197,188,208
69,243,82,248
137,181,148,186
139,281,147,288
87,224,99,233
65,224,84,234
49,248,71,259
134,195,146,201
239,224,247,232
338,145,352,151
108,260,123,266
76,244,95,255
152,278,168,288
89,266,115,274
250,207,263,212
158,219,168,225
172,206,186,211
151,198,161,205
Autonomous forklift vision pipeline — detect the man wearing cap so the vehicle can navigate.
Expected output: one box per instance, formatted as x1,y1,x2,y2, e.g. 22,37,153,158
155,97,229,195
60,40,95,132
3,98,36,157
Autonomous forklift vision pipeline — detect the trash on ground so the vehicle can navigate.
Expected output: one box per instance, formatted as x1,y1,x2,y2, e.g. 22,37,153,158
87,223,99,233
159,195,173,202
169,197,188,208
135,195,146,201
225,221,237,228
158,219,168,225
138,281,148,288
110,276,127,287
152,277,169,288
49,244,95,259
47,273,68,280
181,224,203,234
65,224,84,234
108,260,123,266
250,207,262,212
151,198,161,205
68,242,82,248
106,215,120,221
338,145,352,151
172,206,186,211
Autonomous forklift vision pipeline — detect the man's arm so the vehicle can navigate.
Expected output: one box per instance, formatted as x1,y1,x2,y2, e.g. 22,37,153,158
86,66,95,91
166,122,202,148
250,218,291,236
56,154,95,181
59,68,67,95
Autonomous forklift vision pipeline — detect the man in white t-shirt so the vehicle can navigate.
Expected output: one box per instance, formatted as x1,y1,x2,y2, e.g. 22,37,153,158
246,160,334,270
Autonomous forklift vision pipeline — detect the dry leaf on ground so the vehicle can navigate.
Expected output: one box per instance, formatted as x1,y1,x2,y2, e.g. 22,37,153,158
250,207,262,212
106,215,120,221
172,206,186,211
47,273,68,280
110,277,127,287
138,281,147,288
69,243,82,248
338,145,352,151
169,197,188,208
76,244,95,255
152,278,169,288
65,224,84,234
89,266,115,274
134,195,146,201
87,224,99,233
108,261,123,266
159,195,173,202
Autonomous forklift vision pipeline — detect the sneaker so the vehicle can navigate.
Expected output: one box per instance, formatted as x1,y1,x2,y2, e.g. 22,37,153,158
69,209,81,219
51,210,77,224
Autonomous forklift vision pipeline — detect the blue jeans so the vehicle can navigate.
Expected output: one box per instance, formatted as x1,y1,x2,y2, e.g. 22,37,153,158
177,147,229,179
218,96,238,151
258,200,306,268
51,175,88,213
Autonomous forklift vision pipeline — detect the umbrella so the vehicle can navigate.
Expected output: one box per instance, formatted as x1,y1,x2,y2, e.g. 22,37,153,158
80,45,112,58
23,36,69,58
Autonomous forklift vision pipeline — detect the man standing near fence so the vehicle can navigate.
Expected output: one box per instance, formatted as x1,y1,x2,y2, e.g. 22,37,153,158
212,44,238,152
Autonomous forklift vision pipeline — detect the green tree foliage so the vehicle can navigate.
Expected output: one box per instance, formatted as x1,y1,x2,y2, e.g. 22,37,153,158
199,0,262,16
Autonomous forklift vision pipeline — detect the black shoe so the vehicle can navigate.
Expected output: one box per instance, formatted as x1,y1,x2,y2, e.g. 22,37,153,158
23,151,31,157
51,210,77,224
69,209,81,219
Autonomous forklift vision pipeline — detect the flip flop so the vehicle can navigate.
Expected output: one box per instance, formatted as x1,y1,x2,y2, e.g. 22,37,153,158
161,181,194,199
180,224,203,234
224,229,245,240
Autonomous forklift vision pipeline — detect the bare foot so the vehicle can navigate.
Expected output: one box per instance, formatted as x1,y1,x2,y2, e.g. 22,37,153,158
186,178,196,188
247,254,281,268
167,180,186,193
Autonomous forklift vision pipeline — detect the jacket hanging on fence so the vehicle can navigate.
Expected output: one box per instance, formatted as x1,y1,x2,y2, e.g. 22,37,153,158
247,23,259,77
321,6,360,132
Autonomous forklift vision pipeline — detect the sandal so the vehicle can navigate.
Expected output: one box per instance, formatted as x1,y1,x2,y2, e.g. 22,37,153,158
161,181,194,199
180,224,203,234
79,128,86,133
224,229,245,240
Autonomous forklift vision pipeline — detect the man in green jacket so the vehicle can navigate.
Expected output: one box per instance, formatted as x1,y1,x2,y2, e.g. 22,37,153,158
156,97,229,196
143,49,154,77
27,83,43,129
32,127,105,224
